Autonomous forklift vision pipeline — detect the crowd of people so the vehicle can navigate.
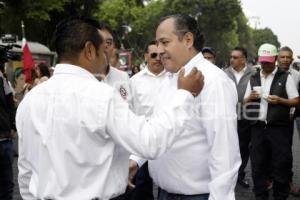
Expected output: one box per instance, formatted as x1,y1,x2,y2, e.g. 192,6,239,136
1,13,300,200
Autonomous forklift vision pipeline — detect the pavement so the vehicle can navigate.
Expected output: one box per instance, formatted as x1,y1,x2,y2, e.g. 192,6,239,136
12,127,300,200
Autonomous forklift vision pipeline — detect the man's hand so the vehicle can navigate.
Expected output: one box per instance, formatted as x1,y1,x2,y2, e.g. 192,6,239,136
243,90,260,104
10,129,17,139
177,67,204,97
267,95,281,104
249,90,260,100
128,159,138,190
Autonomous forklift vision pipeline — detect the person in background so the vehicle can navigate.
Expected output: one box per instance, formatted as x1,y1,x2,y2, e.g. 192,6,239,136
98,22,132,103
277,46,300,197
201,46,216,65
244,43,300,200
129,40,167,200
131,65,140,77
34,63,51,85
0,62,16,200
224,47,255,189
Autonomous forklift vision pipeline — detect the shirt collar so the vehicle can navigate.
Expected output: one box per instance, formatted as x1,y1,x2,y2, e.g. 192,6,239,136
54,63,98,81
183,52,204,72
144,66,166,77
165,52,204,78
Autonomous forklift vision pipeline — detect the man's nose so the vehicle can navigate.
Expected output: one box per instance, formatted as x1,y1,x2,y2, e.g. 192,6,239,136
157,43,165,56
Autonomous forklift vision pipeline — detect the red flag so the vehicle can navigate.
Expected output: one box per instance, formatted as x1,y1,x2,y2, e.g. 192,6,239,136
22,38,34,83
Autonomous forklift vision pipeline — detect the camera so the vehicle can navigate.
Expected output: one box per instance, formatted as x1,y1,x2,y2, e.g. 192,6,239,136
0,34,21,64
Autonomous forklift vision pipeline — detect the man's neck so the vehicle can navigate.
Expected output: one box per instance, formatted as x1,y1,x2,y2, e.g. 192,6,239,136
233,65,245,72
262,68,276,76
148,66,163,76
278,65,289,72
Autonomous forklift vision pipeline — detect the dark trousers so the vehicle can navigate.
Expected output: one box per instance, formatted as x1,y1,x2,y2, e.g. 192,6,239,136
0,140,14,200
129,162,153,200
237,119,252,179
287,120,294,182
250,123,292,200
158,189,209,200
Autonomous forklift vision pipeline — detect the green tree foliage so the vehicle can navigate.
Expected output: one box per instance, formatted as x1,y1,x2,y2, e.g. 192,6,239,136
0,0,100,47
0,0,281,65
252,27,281,50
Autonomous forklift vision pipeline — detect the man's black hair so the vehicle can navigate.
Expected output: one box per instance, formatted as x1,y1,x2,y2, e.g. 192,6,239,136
233,47,248,59
144,40,157,53
202,47,216,57
37,63,51,78
158,14,204,51
279,46,293,55
53,16,103,62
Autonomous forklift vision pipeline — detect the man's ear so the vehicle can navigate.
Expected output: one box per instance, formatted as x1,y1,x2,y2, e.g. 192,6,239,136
83,41,96,61
183,32,194,49
144,53,148,61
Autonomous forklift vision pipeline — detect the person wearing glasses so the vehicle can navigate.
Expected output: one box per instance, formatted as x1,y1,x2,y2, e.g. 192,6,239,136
224,47,255,189
128,40,167,200
98,22,132,102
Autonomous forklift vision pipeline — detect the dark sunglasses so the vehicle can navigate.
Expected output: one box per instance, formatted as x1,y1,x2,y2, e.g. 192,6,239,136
150,53,159,59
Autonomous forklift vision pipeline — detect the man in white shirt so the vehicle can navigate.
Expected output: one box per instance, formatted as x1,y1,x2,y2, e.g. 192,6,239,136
15,16,205,200
129,40,167,199
244,43,300,200
277,46,300,196
98,22,132,103
139,14,241,200
224,47,255,188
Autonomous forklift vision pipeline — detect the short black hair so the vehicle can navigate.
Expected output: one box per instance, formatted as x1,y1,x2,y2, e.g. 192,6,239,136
233,47,247,59
158,14,203,51
280,46,293,55
144,40,156,53
53,16,103,62
99,21,114,36
37,63,50,78
202,47,216,57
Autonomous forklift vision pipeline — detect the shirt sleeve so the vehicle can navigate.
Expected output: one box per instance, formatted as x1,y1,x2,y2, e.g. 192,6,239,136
16,100,35,200
286,75,299,99
200,78,241,200
243,81,251,100
106,89,195,160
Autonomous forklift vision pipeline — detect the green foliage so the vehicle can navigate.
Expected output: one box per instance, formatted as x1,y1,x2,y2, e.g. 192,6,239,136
252,28,281,49
0,0,281,66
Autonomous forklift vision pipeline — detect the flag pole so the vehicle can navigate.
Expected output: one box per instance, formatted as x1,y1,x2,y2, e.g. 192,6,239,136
21,20,25,39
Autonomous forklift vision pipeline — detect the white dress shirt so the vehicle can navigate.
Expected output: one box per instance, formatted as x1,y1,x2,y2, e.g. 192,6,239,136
129,66,167,166
288,66,300,89
148,53,241,200
103,66,132,103
232,66,247,84
244,67,299,121
130,66,166,116
16,64,196,200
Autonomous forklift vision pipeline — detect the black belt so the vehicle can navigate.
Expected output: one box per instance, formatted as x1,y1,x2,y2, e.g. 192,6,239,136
160,188,209,198
40,194,123,200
